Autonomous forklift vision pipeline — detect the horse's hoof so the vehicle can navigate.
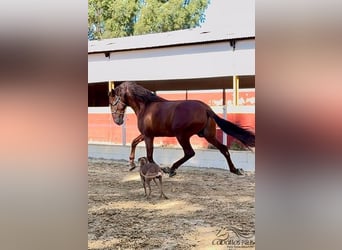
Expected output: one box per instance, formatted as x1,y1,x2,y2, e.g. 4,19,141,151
161,167,171,173
234,168,244,175
129,162,136,171
169,171,177,177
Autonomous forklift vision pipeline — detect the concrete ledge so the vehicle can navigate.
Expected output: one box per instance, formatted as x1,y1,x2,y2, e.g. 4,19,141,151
88,144,255,171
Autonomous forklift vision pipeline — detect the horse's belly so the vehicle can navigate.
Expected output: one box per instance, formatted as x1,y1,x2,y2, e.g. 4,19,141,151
142,125,175,137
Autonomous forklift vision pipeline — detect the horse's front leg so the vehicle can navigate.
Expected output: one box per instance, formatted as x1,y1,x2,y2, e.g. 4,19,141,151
129,134,144,171
144,136,155,163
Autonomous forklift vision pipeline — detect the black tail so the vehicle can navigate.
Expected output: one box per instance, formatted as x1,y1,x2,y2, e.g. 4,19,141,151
207,110,255,147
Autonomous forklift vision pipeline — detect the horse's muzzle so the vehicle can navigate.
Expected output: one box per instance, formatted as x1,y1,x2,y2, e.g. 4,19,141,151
114,117,124,125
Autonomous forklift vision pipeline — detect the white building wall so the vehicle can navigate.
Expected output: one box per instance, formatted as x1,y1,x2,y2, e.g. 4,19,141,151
88,39,254,83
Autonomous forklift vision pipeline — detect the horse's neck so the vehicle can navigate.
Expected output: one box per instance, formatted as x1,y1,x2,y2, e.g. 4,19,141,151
128,100,146,115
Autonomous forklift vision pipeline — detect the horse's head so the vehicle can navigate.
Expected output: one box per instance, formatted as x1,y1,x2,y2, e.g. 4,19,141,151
109,81,160,125
109,85,127,125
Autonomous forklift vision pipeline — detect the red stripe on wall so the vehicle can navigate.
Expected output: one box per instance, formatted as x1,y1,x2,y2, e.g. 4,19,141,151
88,113,255,148
89,90,255,147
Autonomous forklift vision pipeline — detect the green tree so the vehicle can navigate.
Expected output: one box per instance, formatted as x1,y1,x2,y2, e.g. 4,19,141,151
88,0,209,40
88,0,140,39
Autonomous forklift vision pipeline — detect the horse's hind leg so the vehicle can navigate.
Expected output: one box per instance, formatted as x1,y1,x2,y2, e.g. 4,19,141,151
129,134,144,171
168,135,195,177
205,134,243,175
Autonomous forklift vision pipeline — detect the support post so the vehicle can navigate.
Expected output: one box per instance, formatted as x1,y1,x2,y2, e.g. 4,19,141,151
233,75,240,106
122,116,126,146
108,81,115,92
108,81,114,144
222,88,227,145
108,80,126,146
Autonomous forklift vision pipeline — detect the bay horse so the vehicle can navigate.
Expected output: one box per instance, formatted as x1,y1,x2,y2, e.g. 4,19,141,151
109,81,255,177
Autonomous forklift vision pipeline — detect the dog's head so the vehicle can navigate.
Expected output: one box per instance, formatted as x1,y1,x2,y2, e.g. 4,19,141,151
137,156,148,167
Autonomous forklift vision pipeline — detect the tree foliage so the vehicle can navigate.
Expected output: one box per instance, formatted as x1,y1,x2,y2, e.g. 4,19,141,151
88,0,209,40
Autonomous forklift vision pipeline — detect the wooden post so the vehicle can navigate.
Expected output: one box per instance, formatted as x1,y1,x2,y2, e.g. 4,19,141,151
108,80,126,146
122,116,126,146
108,81,113,144
222,88,227,145
108,81,115,93
233,75,239,106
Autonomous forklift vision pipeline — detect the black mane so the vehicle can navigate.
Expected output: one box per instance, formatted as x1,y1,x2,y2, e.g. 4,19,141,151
123,82,166,103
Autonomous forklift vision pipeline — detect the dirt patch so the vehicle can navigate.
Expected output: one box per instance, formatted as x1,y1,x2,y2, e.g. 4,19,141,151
88,158,255,249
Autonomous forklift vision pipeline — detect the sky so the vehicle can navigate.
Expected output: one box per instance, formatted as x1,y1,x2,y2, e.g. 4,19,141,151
202,0,255,33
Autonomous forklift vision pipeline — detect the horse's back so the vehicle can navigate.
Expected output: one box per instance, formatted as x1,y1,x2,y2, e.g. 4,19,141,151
169,100,210,133
140,100,211,136
174,99,209,117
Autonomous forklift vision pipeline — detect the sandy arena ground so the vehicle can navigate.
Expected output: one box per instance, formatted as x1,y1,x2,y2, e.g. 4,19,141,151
88,158,255,249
